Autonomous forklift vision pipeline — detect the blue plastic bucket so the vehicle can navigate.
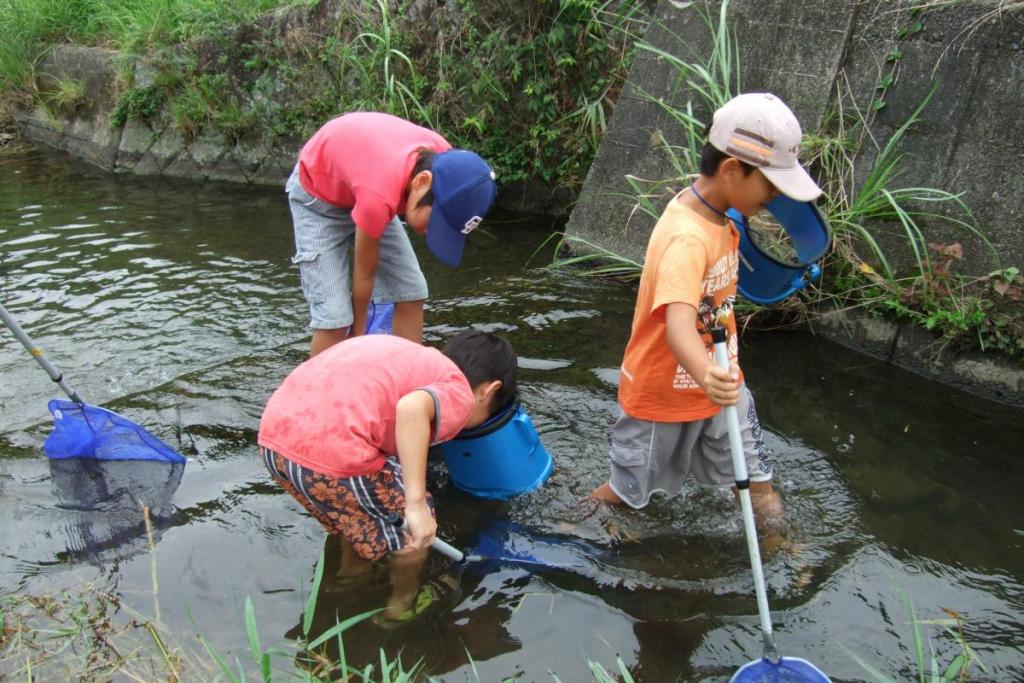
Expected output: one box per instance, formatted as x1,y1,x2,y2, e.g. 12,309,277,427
728,195,831,305
439,396,553,500
366,301,394,335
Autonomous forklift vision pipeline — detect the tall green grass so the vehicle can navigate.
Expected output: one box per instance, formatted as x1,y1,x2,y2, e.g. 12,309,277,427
0,0,308,92
547,0,740,278
811,81,997,288
4,575,993,681
345,0,435,128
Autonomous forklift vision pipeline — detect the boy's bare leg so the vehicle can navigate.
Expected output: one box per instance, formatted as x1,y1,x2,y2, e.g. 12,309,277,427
741,481,786,535
381,545,428,620
310,328,348,357
391,300,424,344
338,536,373,579
590,480,625,505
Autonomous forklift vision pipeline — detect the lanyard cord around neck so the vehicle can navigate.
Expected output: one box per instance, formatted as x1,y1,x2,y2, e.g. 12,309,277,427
690,185,733,226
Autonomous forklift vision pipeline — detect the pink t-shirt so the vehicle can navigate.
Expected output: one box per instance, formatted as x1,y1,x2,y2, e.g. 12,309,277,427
258,335,475,477
297,112,452,239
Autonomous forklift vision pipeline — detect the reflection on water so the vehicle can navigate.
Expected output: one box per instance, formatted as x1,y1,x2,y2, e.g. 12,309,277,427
2,147,1023,681
48,459,183,564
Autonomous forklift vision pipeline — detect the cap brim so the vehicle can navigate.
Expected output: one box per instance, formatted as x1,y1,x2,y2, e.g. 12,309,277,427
761,164,822,202
425,209,466,267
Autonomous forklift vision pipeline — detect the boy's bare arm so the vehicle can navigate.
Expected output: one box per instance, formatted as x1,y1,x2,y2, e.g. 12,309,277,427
394,389,437,549
665,302,740,406
351,230,381,337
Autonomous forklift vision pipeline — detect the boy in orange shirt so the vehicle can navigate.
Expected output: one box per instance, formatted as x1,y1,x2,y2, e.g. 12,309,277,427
591,93,822,531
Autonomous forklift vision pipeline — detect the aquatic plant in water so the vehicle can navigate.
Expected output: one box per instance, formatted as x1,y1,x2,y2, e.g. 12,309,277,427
839,587,986,683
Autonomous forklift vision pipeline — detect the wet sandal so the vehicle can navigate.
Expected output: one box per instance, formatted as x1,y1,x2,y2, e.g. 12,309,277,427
372,575,461,629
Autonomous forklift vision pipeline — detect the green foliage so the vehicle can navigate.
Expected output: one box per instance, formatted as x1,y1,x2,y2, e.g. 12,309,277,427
546,233,643,281
110,83,166,128
0,0,310,97
841,588,987,683
350,0,433,127
545,0,738,280
4,0,647,191
418,0,646,187
586,655,637,682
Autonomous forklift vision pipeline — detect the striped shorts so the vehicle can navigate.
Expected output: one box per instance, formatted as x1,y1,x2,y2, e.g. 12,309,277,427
286,168,429,330
261,446,433,561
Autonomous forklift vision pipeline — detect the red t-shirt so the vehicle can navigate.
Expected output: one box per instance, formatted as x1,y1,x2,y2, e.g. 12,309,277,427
258,335,474,477
297,112,452,238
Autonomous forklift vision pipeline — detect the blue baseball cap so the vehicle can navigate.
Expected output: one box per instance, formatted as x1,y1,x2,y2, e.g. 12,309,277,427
425,150,497,267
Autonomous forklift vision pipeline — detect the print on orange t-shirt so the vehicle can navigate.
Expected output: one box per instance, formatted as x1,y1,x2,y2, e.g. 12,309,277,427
618,194,742,422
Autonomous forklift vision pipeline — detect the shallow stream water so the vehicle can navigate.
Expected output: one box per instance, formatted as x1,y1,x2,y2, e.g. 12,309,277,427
2,148,1022,681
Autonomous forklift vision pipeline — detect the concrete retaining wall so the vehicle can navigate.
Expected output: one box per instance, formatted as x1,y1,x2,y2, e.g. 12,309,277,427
565,0,1024,405
809,307,1024,407
568,0,1024,270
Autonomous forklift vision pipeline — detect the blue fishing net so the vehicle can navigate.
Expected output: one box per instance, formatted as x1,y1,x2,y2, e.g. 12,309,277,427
467,520,588,571
731,656,831,682
43,399,186,463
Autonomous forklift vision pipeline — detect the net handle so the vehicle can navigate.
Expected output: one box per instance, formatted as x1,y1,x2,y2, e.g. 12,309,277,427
711,326,778,662
0,301,83,404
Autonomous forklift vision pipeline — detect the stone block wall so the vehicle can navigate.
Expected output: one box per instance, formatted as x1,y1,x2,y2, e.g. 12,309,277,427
13,48,301,188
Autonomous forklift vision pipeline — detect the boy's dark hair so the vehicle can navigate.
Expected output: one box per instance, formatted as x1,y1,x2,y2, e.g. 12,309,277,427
412,148,435,207
699,124,755,177
442,330,517,409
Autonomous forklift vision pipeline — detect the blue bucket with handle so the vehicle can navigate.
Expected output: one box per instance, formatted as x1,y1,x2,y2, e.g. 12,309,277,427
729,195,831,305
365,307,552,499
439,395,553,500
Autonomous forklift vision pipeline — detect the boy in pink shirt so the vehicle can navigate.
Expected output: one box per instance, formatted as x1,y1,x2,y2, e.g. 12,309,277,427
288,112,497,356
258,330,516,623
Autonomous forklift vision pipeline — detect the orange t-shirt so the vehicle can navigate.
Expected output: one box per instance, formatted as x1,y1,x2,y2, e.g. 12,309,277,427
618,194,742,422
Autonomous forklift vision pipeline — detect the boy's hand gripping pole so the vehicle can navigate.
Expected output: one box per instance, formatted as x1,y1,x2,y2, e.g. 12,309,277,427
710,326,779,663
387,513,465,562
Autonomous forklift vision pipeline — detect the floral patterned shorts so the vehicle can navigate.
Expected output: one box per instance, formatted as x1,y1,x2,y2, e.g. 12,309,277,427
260,446,433,561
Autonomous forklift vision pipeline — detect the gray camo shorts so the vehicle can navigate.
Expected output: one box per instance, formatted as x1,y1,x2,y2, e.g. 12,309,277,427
286,167,429,330
608,385,772,508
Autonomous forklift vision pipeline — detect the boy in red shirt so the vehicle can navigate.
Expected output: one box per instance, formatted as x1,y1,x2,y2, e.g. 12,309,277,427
259,330,516,623
288,112,497,355
591,94,822,532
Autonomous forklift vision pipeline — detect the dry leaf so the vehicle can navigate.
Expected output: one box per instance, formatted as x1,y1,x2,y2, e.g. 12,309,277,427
928,242,963,259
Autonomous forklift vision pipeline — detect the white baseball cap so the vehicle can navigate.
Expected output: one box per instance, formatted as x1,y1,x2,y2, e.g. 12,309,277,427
708,93,822,202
